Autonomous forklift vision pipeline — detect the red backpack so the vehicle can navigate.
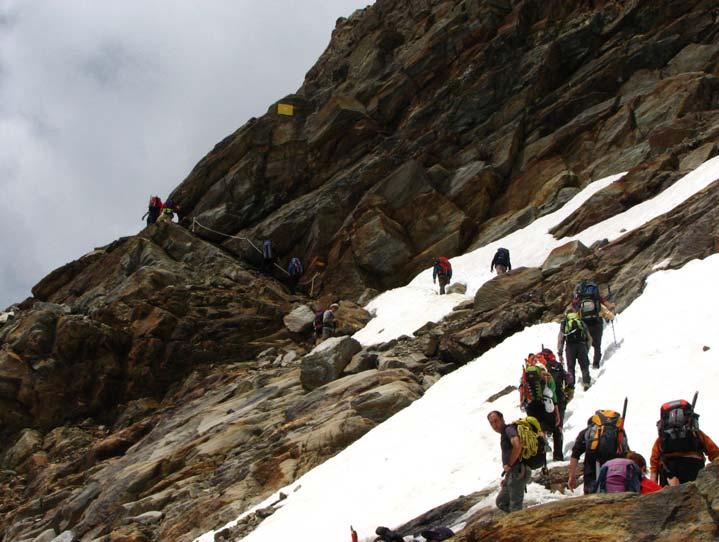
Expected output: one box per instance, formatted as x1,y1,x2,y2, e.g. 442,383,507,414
149,196,162,208
437,256,452,276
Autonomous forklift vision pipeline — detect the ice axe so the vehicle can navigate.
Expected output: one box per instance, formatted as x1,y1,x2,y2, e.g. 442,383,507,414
691,391,699,410
622,396,628,420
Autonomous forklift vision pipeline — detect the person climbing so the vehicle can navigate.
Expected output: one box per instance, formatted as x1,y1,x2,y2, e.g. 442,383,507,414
519,352,560,458
571,279,615,368
542,348,573,460
649,397,719,485
373,526,404,542
287,256,303,295
157,197,178,223
262,239,275,273
487,410,533,513
432,256,452,295
313,308,325,344
557,311,593,391
625,452,664,494
568,409,630,494
322,303,339,340
491,247,512,274
594,456,642,494
142,195,162,226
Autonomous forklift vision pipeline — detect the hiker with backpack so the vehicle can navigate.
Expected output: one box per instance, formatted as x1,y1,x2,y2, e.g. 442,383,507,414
541,348,573,460
487,410,538,512
313,308,325,344
490,247,512,274
571,279,615,369
432,257,452,295
287,256,303,294
519,352,561,457
650,396,719,485
568,408,630,494
322,303,339,340
262,240,275,273
158,197,179,223
142,195,163,226
625,452,663,494
557,311,593,391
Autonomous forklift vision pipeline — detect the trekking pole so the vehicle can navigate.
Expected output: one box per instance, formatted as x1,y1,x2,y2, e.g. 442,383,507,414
621,397,628,420
691,391,699,409
607,285,618,346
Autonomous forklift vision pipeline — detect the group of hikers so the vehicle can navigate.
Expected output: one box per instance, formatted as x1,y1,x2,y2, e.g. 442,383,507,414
486,276,718,514
431,247,512,295
142,195,180,225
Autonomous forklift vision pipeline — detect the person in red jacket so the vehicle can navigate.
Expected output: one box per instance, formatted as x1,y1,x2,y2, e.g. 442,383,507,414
650,429,719,484
625,452,663,494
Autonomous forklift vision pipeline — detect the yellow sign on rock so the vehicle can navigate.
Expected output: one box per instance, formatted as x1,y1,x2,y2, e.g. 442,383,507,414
277,103,294,116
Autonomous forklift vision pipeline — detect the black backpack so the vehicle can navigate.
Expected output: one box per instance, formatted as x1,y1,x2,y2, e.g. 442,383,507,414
314,311,324,333
573,279,601,318
658,399,702,454
545,359,566,402
494,247,510,266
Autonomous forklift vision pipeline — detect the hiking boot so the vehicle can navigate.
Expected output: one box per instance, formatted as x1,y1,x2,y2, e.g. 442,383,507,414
583,383,591,391
553,453,564,461
592,363,600,369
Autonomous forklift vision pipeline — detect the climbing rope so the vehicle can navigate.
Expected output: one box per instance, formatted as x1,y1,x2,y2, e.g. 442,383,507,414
191,217,290,276
514,418,541,460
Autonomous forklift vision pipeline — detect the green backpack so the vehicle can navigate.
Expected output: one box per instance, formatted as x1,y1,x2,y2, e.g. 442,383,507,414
564,312,587,343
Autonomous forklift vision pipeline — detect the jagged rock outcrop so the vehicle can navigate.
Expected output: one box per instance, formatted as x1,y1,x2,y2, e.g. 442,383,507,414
170,0,719,300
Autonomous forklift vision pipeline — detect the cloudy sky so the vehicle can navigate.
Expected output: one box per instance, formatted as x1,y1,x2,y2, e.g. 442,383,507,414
0,0,371,308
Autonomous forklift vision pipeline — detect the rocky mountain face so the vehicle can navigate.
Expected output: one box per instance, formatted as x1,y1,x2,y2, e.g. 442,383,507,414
1,0,719,541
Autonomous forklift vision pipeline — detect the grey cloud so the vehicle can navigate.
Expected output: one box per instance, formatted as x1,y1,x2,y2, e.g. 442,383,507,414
0,1,373,308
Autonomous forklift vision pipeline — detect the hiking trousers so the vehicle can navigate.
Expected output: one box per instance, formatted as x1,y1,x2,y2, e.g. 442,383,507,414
584,318,603,368
438,275,450,294
660,457,706,484
496,463,531,512
565,342,590,388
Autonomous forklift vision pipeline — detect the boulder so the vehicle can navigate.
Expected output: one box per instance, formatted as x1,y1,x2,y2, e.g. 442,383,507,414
3,428,43,468
474,268,543,313
300,336,362,391
350,381,422,423
446,282,467,295
344,351,378,374
283,305,315,333
541,241,590,274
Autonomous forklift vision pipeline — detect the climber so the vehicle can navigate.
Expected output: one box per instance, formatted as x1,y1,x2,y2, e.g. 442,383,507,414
487,410,531,513
650,398,719,485
557,311,593,391
157,197,179,223
373,526,404,542
322,303,339,340
432,256,452,295
142,195,163,226
519,352,560,456
491,247,512,274
542,348,573,460
568,409,630,494
571,279,615,368
625,452,664,494
262,240,275,274
287,256,304,295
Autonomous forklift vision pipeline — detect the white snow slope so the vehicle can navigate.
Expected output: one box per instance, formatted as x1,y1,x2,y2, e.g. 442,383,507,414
197,157,719,542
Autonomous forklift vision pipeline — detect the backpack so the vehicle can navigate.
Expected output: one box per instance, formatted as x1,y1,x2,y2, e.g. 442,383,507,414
585,410,628,462
596,458,642,493
574,280,601,318
657,400,702,454
436,256,452,277
288,257,303,277
262,240,273,259
521,364,546,407
494,247,510,266
149,196,162,208
512,417,546,469
314,311,324,333
563,312,587,343
545,359,567,402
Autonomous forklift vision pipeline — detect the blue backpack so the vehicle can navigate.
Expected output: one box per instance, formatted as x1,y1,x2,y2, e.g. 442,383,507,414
262,240,273,259
288,257,303,276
